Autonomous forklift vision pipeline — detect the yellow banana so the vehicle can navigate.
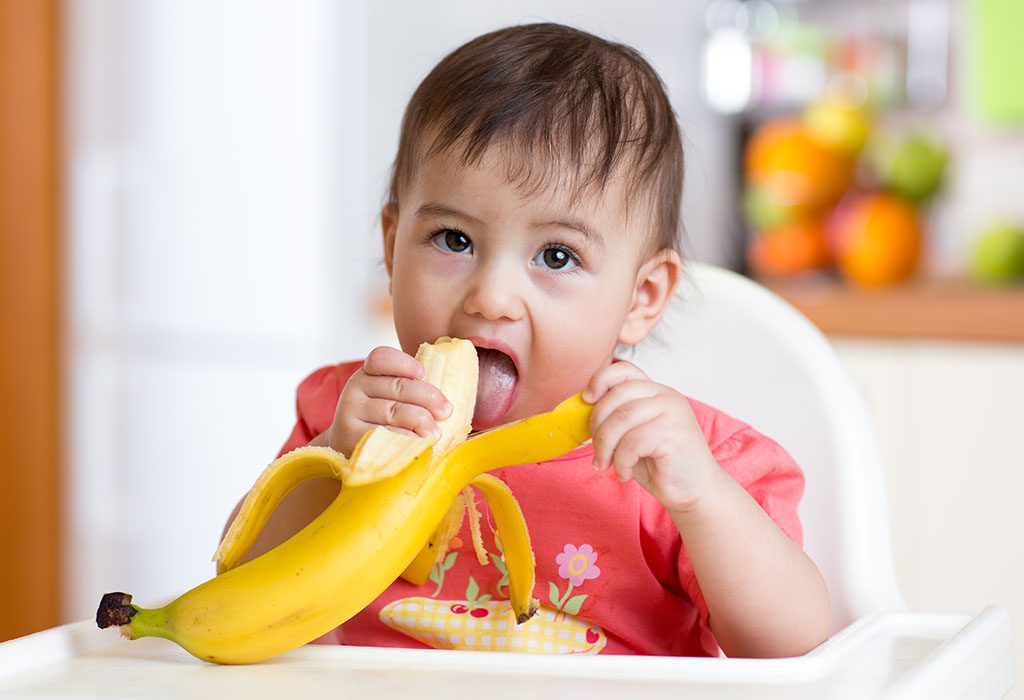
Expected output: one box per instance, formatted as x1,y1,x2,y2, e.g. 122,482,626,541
212,446,345,575
96,338,593,665
399,476,527,600
470,473,538,623
218,337,471,573
400,536,439,586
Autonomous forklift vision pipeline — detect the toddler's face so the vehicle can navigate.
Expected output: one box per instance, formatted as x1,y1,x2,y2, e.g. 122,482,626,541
383,146,672,430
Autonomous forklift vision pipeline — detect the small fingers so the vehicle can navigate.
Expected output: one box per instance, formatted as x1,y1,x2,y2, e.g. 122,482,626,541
589,380,661,432
609,423,660,483
362,346,425,380
591,398,664,473
583,360,649,404
366,399,441,439
362,375,452,421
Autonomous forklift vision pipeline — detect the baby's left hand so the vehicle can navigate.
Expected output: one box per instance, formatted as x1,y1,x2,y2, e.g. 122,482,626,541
583,360,722,514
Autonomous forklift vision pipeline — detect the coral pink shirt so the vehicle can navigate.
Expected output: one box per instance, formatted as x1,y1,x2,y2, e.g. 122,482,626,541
278,361,805,657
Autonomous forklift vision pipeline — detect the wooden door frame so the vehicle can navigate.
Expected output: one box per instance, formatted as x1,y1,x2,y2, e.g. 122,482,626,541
0,0,63,641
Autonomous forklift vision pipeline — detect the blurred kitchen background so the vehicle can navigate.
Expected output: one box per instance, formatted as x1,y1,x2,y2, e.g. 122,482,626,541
2,0,1023,681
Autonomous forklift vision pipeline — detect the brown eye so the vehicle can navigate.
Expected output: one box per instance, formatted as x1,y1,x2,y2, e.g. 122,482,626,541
432,229,472,253
535,246,578,270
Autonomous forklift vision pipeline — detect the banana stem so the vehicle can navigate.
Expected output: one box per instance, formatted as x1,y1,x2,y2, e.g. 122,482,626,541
96,592,171,641
126,606,173,641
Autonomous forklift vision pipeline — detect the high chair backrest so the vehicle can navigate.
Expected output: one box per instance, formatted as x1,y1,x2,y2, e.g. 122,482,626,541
628,262,907,633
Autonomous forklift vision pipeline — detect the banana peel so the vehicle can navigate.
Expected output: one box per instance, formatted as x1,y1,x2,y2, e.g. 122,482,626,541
96,337,592,664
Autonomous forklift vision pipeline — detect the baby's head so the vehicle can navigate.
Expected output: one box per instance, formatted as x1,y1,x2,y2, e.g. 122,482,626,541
380,23,685,429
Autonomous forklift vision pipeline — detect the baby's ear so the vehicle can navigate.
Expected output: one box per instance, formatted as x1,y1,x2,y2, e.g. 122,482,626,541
618,249,682,346
381,202,399,280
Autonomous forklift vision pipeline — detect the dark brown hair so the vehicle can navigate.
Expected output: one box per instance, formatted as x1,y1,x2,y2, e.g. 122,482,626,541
386,22,685,259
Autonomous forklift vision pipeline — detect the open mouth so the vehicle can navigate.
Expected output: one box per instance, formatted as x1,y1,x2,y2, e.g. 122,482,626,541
473,347,520,430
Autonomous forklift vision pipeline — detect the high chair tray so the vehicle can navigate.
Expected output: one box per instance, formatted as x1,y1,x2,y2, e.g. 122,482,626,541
0,607,1013,699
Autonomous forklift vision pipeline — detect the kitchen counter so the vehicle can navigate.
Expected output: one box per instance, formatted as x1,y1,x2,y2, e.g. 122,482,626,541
764,277,1024,343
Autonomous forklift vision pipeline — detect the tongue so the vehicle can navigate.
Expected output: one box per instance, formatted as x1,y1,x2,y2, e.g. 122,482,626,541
474,349,518,429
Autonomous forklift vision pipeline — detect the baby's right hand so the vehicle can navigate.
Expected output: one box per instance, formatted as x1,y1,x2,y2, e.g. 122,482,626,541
325,346,453,458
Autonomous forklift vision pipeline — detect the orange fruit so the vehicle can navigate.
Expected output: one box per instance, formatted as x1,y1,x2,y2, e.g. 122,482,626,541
747,219,832,278
829,193,922,287
745,119,855,210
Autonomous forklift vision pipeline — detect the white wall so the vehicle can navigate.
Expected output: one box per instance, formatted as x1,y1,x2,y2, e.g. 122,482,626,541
64,0,372,618
64,0,729,622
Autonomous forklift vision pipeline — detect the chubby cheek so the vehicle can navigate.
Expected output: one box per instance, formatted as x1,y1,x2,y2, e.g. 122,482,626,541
511,277,630,412
391,255,458,351
521,321,618,417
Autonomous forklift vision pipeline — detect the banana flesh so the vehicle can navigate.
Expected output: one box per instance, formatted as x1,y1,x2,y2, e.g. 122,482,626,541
415,337,477,456
96,337,592,664
339,428,434,487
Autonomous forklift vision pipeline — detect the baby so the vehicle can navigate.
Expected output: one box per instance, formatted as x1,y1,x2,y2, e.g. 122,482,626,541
227,22,829,658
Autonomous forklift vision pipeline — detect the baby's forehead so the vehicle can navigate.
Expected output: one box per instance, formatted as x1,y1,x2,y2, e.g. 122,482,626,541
408,143,652,241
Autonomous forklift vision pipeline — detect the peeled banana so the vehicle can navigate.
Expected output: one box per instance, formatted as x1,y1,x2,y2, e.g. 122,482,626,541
96,337,592,664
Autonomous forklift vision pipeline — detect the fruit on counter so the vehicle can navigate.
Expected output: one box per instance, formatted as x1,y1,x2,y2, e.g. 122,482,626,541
828,192,923,288
868,130,948,203
969,223,1024,285
96,337,594,665
803,96,871,156
743,181,820,231
745,119,855,214
747,218,832,278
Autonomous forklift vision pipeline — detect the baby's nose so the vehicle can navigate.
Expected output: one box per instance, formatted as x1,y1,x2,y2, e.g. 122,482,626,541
461,266,525,322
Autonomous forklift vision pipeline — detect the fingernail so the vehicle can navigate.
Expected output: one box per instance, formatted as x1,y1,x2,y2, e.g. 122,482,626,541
443,400,453,418
592,458,601,472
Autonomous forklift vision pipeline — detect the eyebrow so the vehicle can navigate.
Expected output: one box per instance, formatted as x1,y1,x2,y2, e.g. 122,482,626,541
535,217,604,251
415,202,483,225
416,202,604,250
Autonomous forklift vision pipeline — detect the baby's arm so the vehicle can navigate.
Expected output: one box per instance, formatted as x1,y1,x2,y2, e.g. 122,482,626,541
667,469,829,658
585,360,829,658
220,347,451,565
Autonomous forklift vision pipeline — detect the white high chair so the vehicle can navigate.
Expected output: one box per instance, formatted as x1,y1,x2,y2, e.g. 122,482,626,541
0,264,1012,698
629,262,906,633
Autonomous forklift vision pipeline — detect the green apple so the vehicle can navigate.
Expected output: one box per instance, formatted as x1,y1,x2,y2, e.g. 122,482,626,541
970,224,1024,284
743,180,820,232
745,184,790,231
870,131,949,203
